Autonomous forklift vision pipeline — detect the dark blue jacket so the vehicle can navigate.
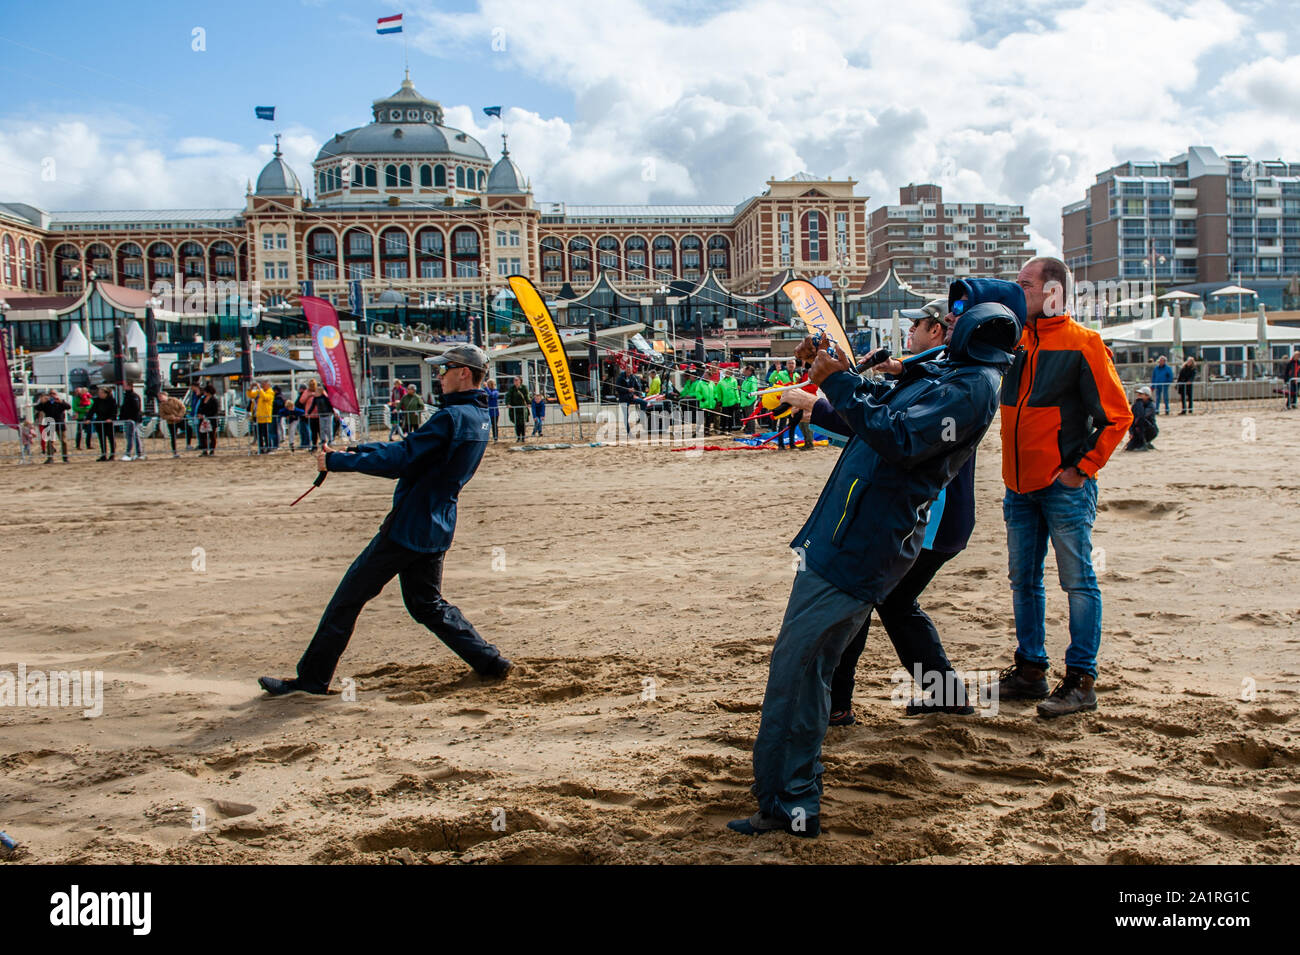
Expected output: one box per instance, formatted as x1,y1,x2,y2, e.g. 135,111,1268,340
792,302,1019,603
325,389,490,553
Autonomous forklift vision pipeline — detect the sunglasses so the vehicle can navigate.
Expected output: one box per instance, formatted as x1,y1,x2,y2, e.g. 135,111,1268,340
951,298,970,316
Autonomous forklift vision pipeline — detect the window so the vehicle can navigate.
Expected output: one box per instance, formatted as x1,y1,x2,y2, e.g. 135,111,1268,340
263,262,275,280
418,260,444,278
420,164,433,188
385,164,399,188
262,234,274,251
802,211,825,261
455,260,478,278
311,262,337,281
277,261,289,280
346,262,373,280
454,230,479,254
276,232,288,250
398,164,412,187
456,167,466,189
434,164,446,187
496,257,522,276
384,261,409,278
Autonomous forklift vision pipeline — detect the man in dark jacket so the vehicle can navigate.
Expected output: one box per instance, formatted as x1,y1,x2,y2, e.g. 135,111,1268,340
259,344,511,697
727,300,1021,837
791,282,1029,723
1125,386,1159,450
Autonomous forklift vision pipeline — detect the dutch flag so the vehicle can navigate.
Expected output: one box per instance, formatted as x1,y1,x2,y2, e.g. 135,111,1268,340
376,13,402,34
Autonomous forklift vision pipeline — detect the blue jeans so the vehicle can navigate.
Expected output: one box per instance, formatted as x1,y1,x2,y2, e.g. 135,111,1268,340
1152,383,1170,413
1003,479,1102,677
751,568,873,821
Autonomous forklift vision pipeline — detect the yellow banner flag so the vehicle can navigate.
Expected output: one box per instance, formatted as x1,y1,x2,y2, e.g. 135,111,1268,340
782,279,856,366
507,274,579,416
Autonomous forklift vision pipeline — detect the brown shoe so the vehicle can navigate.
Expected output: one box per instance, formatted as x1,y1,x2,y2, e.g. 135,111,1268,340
1037,669,1097,718
994,660,1050,700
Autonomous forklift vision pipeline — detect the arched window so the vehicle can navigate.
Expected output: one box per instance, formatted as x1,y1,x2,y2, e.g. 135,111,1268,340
680,234,702,275
476,170,485,190
33,243,45,291
318,172,328,194
342,228,374,280
305,229,338,281
2,234,14,287
147,241,174,280
18,238,30,288
625,235,647,277
180,241,205,280
385,164,399,188
596,236,619,274
707,235,730,272
419,164,432,188
455,166,466,189
379,227,410,279
434,164,446,187
398,164,412,187
652,235,675,277
210,241,237,279
415,227,445,278
541,236,564,279
364,164,377,187
86,243,112,281
568,237,591,276
450,227,480,277
801,211,827,262
53,243,80,291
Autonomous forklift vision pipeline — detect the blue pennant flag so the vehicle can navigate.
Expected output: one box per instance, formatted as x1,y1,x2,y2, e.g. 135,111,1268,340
254,106,275,121
482,106,502,118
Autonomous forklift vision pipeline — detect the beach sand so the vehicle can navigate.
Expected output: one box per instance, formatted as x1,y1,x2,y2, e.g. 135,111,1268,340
2,409,1298,865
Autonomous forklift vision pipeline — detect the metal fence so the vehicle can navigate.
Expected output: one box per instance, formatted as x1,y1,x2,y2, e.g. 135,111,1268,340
1113,363,1300,414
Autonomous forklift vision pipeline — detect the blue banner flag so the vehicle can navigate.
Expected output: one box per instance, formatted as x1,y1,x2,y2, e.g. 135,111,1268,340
255,106,275,121
482,106,502,118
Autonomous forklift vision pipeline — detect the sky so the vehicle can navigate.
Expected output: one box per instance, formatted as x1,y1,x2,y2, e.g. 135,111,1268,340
1,0,1298,255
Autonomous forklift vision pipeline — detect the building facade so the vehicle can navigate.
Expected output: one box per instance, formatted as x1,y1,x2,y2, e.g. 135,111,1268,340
1062,145,1300,291
867,183,1036,291
1,75,883,354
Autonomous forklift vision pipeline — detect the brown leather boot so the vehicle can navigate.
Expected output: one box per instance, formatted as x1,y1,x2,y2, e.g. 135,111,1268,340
1037,669,1097,718
994,659,1050,700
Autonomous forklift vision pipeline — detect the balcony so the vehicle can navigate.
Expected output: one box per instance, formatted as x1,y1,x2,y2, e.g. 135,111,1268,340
1257,204,1282,216
1174,246,1198,258
1173,186,1197,200
1256,184,1282,198
1174,207,1198,218
1258,242,1282,255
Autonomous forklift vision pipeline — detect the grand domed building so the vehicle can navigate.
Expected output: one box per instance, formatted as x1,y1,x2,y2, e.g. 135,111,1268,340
1,74,942,375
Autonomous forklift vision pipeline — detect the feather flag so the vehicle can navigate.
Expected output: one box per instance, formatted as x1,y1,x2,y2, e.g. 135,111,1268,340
376,13,403,34
301,297,360,414
507,275,578,416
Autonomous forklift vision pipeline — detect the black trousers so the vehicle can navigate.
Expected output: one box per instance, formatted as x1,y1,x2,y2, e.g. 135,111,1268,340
296,531,504,690
97,421,116,456
829,547,961,711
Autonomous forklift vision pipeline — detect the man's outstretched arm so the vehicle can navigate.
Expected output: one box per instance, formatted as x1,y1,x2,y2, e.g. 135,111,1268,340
324,413,452,479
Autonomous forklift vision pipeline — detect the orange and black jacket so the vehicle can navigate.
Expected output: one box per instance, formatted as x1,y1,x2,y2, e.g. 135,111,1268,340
1000,313,1132,493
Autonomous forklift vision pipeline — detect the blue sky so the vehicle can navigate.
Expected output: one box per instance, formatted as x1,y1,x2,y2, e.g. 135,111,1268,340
2,0,1298,254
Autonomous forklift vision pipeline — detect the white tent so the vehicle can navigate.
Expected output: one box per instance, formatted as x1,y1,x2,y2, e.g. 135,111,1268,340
33,326,110,385
125,319,148,357
1100,315,1300,347
42,324,109,359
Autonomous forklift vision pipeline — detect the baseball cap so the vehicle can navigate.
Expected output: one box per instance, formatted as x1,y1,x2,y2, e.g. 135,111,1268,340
900,299,948,322
1136,385,1152,396
426,343,488,372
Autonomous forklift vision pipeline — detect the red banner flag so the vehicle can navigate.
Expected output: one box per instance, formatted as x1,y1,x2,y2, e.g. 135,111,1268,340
0,329,20,430
301,296,360,415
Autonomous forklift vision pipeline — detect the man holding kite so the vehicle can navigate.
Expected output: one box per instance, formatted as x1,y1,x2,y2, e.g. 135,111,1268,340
728,292,1021,838
258,343,512,696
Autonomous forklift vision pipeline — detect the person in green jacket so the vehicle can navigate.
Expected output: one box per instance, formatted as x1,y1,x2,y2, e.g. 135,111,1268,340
505,377,530,442
717,367,742,431
399,385,424,434
694,365,719,434
739,366,760,434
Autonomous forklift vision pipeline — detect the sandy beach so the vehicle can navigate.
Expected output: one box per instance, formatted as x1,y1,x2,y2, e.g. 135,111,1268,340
1,408,1298,865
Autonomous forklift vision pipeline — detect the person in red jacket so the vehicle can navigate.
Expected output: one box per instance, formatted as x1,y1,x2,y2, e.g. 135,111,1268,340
994,257,1132,718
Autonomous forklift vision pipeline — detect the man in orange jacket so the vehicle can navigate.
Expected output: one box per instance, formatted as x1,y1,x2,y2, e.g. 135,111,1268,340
994,257,1132,718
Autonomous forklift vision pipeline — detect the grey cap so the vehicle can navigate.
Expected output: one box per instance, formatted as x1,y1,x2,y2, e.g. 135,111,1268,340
1136,385,1152,395
900,299,947,322
426,343,489,372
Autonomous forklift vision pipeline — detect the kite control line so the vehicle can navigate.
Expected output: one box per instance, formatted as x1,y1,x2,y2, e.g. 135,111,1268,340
291,470,327,507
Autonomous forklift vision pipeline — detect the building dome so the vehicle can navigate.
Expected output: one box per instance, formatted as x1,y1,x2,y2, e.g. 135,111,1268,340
255,138,301,196
375,288,406,305
487,136,528,194
314,75,488,164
